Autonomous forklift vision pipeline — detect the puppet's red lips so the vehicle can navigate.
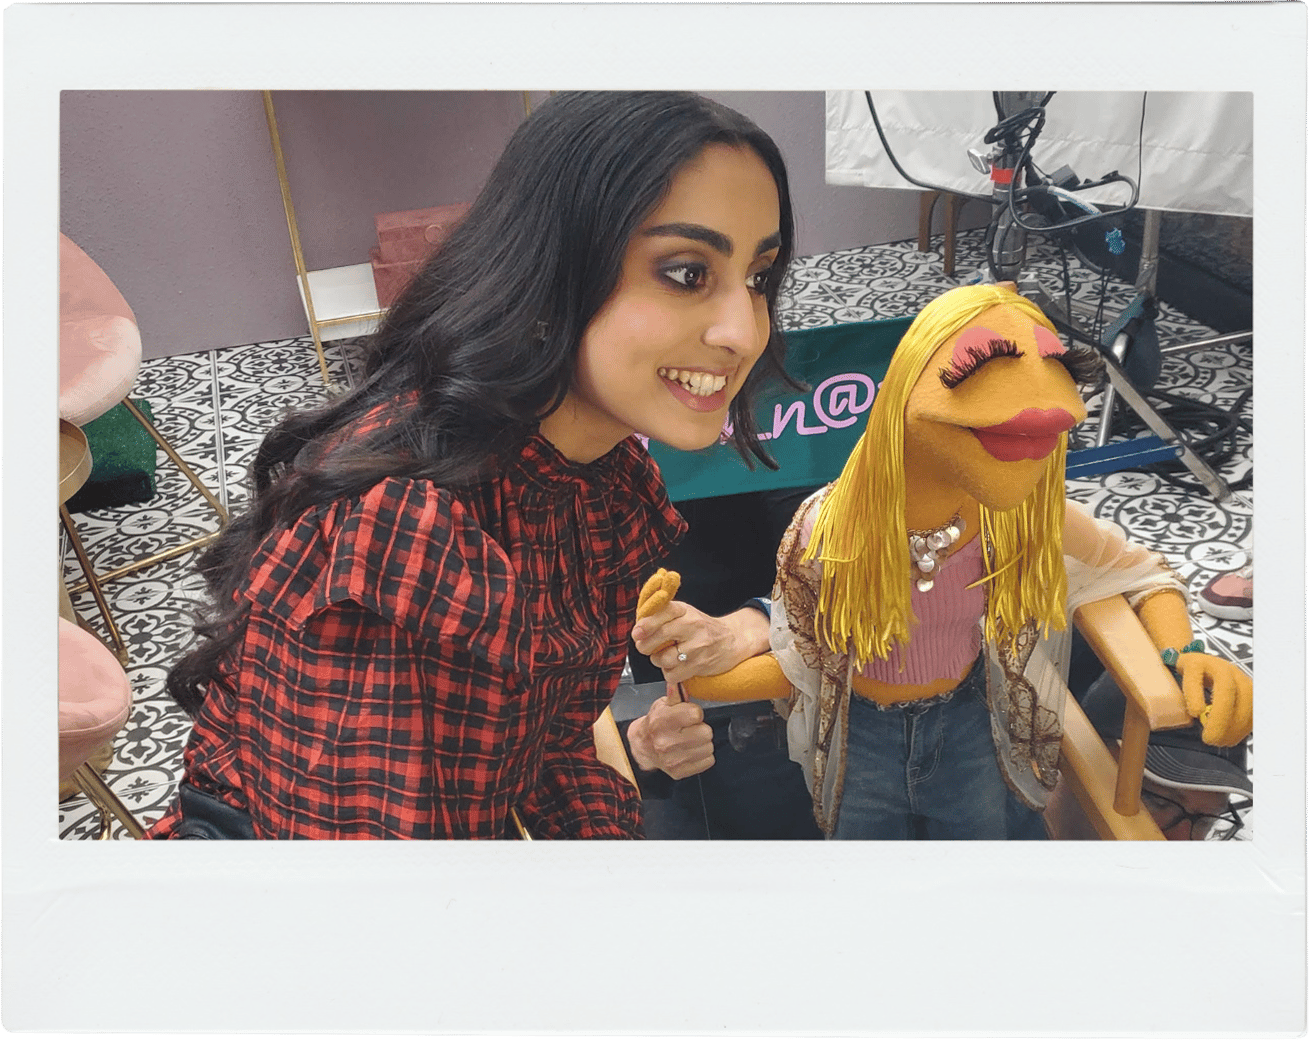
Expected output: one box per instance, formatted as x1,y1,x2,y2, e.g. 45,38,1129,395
971,408,1077,462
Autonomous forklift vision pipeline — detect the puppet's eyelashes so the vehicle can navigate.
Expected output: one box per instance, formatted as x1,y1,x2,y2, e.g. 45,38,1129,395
938,337,1022,389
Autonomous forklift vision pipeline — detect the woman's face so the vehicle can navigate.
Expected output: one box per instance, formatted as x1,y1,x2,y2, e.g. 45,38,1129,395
540,143,782,462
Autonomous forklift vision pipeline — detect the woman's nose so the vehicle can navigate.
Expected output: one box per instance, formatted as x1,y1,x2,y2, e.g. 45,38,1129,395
704,285,764,356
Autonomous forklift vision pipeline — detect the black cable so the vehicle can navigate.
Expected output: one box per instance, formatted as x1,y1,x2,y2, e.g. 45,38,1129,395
1059,239,1074,346
1001,107,1141,235
1103,385,1252,493
1092,265,1112,345
864,91,992,203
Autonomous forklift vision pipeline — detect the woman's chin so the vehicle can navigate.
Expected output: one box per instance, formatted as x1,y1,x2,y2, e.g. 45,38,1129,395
650,424,727,453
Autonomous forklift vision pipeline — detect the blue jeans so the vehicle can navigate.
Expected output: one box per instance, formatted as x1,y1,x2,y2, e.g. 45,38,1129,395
833,655,1046,840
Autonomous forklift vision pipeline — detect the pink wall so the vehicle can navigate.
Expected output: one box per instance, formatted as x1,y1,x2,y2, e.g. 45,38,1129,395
60,90,924,360
60,90,298,358
703,91,923,255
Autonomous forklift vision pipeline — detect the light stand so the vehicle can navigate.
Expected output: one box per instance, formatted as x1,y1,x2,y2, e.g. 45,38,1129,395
975,95,1239,501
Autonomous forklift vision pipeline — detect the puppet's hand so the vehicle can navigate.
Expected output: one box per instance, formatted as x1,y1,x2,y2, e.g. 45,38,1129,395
637,568,681,624
1175,652,1252,747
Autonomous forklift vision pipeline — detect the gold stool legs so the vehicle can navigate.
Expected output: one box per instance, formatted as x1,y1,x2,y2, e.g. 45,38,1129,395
121,398,228,522
60,504,130,667
72,762,146,840
62,401,230,657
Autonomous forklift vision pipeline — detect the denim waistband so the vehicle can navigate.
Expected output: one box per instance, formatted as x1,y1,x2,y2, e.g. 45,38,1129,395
854,651,986,714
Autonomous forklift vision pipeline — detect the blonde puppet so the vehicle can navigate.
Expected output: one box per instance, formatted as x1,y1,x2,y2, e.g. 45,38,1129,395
659,283,1252,838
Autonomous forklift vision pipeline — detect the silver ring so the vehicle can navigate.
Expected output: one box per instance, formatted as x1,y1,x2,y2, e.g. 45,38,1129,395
677,652,688,663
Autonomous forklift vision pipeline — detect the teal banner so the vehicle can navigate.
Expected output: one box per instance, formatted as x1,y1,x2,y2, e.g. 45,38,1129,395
648,316,912,502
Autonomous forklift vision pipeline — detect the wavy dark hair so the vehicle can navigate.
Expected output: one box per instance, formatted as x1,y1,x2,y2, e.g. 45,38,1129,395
168,91,800,716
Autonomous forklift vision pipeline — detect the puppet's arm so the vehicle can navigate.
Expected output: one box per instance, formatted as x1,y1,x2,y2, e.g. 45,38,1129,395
1063,502,1252,746
684,653,791,703
1134,592,1251,746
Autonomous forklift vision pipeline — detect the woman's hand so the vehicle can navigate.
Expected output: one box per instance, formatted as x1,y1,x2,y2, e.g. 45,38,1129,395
1175,652,1253,747
625,687,715,779
631,601,769,686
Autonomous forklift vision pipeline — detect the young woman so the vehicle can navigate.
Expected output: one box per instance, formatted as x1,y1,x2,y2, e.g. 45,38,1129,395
147,91,798,839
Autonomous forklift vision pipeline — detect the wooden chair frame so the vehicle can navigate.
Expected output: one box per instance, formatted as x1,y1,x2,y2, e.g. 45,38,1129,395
1061,593,1194,840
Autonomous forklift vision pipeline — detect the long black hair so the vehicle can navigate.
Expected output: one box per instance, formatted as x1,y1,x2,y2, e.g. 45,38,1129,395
168,91,799,716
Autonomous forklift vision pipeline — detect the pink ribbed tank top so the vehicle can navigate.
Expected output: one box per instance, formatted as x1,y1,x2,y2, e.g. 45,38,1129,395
800,506,985,685
854,535,985,684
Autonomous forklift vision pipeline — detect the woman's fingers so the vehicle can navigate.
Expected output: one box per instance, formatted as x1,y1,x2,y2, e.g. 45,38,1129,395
640,694,714,779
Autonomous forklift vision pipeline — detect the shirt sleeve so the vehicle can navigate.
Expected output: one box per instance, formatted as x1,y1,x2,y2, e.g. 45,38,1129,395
250,478,540,838
516,701,644,839
1062,499,1187,614
328,478,639,838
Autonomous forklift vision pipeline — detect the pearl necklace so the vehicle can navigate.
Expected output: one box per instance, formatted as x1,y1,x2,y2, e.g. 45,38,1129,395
908,514,965,592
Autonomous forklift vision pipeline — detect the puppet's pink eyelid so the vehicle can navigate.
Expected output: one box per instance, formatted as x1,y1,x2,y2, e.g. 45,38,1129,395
950,326,1007,369
1034,325,1066,358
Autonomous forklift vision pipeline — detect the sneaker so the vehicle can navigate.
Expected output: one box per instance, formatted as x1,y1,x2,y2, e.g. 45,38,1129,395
1198,565,1253,621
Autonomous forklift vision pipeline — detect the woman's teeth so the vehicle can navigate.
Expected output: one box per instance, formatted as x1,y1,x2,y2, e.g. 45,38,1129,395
658,368,728,397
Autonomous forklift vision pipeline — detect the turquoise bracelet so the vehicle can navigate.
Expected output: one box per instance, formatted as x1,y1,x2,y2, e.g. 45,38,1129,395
1160,639,1205,667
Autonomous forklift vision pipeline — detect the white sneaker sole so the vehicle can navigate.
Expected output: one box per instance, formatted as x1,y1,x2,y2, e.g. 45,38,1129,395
1198,600,1253,622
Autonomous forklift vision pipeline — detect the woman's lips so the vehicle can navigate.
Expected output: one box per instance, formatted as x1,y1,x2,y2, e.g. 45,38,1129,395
971,407,1077,461
663,379,727,413
659,368,730,413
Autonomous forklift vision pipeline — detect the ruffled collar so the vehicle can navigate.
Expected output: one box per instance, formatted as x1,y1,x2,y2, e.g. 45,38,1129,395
504,431,685,582
508,431,632,496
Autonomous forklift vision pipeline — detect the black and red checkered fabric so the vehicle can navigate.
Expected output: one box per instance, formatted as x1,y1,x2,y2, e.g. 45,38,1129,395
147,427,684,839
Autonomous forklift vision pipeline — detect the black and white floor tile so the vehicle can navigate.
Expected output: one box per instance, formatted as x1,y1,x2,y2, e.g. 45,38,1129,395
59,227,1254,839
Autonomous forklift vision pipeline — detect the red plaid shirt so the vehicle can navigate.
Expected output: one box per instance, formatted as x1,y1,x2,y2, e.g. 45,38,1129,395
148,428,684,839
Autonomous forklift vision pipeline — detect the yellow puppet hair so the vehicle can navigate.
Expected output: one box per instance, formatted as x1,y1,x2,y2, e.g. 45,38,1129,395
803,284,1070,664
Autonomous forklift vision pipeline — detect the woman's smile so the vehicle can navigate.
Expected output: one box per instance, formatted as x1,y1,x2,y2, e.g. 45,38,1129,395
657,366,732,411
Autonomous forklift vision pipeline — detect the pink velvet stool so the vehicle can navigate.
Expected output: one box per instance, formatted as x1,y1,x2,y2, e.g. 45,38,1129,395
59,235,142,427
58,617,144,839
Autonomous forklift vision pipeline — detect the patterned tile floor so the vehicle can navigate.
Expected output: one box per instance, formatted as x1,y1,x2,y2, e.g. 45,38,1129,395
59,227,1254,839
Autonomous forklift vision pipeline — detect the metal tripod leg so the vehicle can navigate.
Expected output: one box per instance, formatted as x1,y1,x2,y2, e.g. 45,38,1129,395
1095,337,1131,447
1097,337,1231,501
72,762,146,839
1095,210,1161,445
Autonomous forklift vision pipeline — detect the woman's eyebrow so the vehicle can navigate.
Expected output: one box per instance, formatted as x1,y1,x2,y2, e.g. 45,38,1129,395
643,222,732,255
643,224,782,258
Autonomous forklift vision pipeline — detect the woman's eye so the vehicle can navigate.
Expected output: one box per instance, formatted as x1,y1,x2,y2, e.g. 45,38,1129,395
662,263,707,289
748,269,772,295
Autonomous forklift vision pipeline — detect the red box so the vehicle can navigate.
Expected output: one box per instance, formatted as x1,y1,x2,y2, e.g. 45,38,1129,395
368,248,425,310
373,202,470,265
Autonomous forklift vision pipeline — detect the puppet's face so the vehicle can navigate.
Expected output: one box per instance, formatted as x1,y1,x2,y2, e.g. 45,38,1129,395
903,302,1087,512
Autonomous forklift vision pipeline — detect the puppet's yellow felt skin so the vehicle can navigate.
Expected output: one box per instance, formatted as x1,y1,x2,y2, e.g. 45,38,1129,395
1133,591,1253,746
901,301,1086,525
636,568,682,659
848,301,1087,704
683,654,790,703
